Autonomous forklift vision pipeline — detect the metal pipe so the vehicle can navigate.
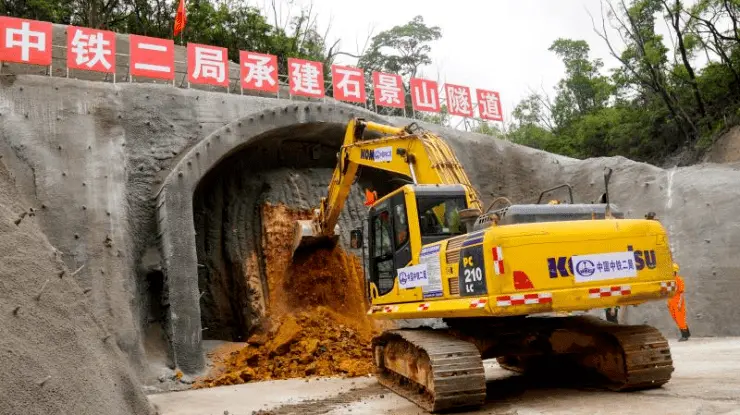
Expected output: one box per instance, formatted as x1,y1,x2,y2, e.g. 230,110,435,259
408,162,418,184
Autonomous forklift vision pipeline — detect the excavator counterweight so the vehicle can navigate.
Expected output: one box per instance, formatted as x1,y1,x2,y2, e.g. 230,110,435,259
293,118,676,412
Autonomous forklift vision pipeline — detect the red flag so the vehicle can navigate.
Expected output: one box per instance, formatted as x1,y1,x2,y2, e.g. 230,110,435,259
174,0,186,37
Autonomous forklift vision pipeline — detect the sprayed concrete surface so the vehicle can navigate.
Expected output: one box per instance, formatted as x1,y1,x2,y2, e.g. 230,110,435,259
150,337,740,415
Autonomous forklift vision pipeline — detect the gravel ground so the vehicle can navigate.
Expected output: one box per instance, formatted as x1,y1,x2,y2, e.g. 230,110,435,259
149,337,740,415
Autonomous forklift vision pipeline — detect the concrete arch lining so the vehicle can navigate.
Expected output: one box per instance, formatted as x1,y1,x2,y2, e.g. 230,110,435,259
156,102,389,373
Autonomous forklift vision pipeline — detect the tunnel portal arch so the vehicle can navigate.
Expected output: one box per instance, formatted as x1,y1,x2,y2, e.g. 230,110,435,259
156,102,389,373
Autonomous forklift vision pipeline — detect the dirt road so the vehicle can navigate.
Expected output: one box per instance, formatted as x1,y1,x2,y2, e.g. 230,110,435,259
149,338,740,415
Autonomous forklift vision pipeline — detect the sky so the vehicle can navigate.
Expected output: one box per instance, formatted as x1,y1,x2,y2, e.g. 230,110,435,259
265,0,690,125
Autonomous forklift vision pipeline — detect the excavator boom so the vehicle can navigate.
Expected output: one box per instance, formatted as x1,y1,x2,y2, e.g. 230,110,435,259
293,118,481,254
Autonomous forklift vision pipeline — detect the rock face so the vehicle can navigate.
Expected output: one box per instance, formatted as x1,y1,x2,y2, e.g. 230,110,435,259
0,160,153,414
2,73,740,380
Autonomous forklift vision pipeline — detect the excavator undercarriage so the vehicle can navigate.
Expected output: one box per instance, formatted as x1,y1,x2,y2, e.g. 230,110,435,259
373,316,673,412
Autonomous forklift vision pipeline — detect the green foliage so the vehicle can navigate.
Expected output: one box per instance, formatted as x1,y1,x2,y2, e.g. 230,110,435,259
359,15,443,116
508,0,740,164
1,0,330,66
1,0,74,23
359,15,442,79
472,121,505,138
418,104,450,127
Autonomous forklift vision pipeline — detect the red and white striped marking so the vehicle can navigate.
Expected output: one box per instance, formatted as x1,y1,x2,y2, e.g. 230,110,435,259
589,285,631,299
496,292,553,307
469,298,488,309
492,246,504,275
370,305,398,313
417,303,430,311
661,281,677,291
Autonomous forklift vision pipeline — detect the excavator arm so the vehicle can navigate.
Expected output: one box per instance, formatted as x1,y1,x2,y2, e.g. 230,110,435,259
293,118,482,253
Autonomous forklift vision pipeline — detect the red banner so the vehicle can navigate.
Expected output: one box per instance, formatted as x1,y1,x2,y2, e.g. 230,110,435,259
1,17,506,122
373,72,405,109
288,58,324,98
130,35,174,80
331,65,366,103
67,26,116,73
0,17,52,66
476,89,504,122
240,51,278,93
410,78,439,113
187,43,229,87
445,83,473,117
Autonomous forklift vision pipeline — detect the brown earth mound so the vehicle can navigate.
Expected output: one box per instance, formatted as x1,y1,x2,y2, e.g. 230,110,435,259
196,203,382,387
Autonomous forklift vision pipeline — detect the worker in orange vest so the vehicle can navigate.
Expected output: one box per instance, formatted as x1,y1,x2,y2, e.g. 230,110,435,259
668,263,690,341
364,188,378,206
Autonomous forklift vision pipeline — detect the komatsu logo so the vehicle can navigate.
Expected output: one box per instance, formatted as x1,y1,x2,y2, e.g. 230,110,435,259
547,246,657,278
360,146,393,162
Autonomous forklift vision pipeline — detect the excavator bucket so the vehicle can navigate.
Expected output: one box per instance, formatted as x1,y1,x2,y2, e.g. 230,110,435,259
292,219,339,257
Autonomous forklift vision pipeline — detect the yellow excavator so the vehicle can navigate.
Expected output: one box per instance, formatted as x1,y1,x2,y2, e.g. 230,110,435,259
293,118,676,412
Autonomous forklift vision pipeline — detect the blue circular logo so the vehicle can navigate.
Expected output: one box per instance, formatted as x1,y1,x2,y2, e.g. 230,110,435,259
398,272,407,284
576,260,596,277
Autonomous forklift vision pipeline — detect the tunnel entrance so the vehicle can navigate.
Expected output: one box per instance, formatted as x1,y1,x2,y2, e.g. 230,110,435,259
192,122,401,342
157,104,402,373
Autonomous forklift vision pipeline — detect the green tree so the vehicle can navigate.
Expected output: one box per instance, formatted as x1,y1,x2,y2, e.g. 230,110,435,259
548,39,612,129
0,0,74,23
358,15,442,79
358,15,443,119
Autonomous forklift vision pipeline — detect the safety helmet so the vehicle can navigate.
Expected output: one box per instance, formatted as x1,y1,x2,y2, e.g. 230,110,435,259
673,263,680,273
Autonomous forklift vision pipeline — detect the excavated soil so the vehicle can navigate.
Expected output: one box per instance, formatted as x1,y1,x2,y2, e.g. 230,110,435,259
195,203,380,387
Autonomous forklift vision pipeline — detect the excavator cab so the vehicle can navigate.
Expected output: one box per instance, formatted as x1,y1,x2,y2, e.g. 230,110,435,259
366,184,470,298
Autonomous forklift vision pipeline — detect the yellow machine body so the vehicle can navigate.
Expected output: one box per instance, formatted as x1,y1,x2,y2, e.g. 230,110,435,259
366,184,675,319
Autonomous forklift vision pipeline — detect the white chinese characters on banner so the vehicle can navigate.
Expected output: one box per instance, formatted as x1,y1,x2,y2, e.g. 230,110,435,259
187,43,229,87
477,89,504,122
288,58,324,98
129,35,174,80
193,49,224,82
241,52,278,92
410,78,440,112
5,17,507,120
445,84,473,117
331,65,365,103
2,20,48,63
66,26,116,73
373,72,404,109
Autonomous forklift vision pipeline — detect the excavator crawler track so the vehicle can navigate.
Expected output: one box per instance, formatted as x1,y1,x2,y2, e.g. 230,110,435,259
373,329,487,413
595,323,674,390
493,318,673,392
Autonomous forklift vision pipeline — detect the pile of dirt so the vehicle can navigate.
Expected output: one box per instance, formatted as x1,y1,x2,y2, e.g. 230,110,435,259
196,203,381,387
0,161,153,414
199,307,375,386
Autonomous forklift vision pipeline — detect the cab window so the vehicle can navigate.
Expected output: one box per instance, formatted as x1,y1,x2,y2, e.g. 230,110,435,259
371,208,395,294
373,210,393,258
393,203,409,247
417,196,467,240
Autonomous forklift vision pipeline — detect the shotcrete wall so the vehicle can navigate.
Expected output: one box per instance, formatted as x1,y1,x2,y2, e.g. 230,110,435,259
2,74,740,379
